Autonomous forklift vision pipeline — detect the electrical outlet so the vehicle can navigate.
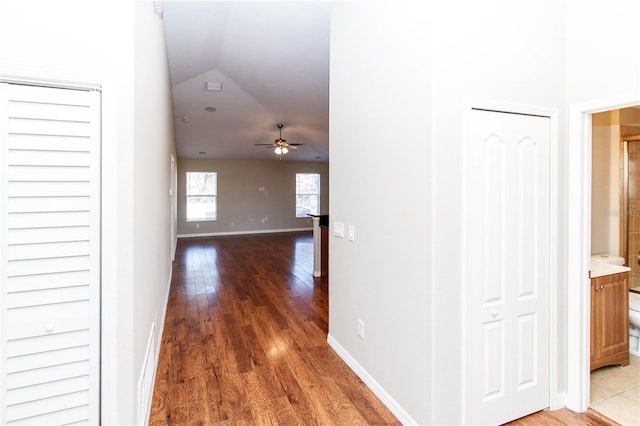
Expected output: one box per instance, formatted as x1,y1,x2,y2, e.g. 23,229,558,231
261,218,265,223
231,222,235,227
196,223,200,229
357,319,364,339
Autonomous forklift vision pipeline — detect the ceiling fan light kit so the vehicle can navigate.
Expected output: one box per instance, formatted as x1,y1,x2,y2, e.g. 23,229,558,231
254,123,305,159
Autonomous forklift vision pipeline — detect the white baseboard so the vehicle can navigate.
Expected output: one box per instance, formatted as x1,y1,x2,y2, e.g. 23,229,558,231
139,264,172,426
553,392,567,411
178,227,312,239
327,334,418,425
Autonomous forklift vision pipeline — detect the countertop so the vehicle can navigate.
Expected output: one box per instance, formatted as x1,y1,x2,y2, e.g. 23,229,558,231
590,262,631,278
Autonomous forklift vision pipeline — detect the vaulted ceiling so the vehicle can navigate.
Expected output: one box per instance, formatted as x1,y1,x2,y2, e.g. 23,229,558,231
162,1,330,161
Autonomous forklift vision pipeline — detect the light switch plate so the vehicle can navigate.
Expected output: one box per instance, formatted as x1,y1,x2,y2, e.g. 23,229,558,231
334,222,344,238
348,225,355,241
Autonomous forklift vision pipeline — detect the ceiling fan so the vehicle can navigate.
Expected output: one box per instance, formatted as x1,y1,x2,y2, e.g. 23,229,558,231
254,124,304,158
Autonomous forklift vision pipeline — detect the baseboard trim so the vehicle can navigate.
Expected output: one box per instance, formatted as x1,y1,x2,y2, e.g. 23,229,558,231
139,264,172,425
177,227,312,239
327,334,418,425
553,392,567,411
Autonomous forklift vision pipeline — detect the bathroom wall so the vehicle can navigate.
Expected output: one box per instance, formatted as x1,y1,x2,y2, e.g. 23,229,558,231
591,110,622,257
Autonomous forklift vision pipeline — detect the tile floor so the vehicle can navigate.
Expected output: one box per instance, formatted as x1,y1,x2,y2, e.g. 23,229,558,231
590,354,640,425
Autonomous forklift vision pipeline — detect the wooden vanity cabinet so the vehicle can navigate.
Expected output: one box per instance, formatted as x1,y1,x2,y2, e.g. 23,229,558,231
590,272,629,371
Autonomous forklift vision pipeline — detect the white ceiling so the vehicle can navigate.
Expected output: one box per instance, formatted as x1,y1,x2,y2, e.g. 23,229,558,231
162,1,331,161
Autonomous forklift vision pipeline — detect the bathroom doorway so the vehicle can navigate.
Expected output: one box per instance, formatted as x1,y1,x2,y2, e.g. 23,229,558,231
566,95,640,417
588,111,640,424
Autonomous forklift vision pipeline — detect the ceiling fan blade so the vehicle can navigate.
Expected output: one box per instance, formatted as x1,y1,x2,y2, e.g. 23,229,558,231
287,143,305,146
289,146,298,150
254,143,275,146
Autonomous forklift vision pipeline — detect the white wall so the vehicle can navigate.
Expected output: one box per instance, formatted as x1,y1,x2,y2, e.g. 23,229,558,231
134,2,177,424
330,1,565,424
591,111,621,256
0,1,175,424
330,3,434,423
565,0,640,105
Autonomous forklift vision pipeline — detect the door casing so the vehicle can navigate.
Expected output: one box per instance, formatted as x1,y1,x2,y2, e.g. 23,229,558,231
566,91,640,411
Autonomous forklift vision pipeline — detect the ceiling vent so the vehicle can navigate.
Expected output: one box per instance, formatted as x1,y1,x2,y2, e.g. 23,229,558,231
206,81,223,91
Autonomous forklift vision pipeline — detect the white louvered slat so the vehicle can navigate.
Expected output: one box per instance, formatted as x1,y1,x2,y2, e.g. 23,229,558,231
8,226,90,245
8,118,90,138
7,134,90,152
6,374,89,405
7,346,90,375
8,211,90,229
7,301,89,329
8,196,90,214
7,404,88,425
7,285,89,308
8,241,90,261
8,100,90,123
7,255,90,276
7,390,89,423
9,165,90,182
8,181,90,197
6,360,89,389
7,271,89,293
5,317,90,342
1,82,100,424
7,330,90,358
8,150,90,167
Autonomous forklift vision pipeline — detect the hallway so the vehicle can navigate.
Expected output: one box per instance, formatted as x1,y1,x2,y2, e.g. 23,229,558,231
149,232,399,425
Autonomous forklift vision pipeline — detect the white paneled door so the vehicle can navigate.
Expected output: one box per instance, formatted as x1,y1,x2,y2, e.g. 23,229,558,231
467,109,550,425
0,83,100,424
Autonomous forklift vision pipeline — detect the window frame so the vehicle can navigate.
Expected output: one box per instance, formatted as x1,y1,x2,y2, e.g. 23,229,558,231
295,173,321,218
186,171,218,222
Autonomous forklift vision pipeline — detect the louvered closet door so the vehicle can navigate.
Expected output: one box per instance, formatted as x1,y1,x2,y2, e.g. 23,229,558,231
0,83,100,425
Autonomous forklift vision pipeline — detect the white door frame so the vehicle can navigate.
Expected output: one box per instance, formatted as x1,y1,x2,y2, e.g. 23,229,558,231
566,91,640,411
463,99,560,423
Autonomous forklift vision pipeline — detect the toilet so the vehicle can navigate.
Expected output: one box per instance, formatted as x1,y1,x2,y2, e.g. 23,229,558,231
630,292,640,356
591,254,640,356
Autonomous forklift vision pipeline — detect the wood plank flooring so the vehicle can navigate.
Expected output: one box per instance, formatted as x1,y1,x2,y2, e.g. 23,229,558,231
150,231,619,426
149,232,400,425
505,408,619,426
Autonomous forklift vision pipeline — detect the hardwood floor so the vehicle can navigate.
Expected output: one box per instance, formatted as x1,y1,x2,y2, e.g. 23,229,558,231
150,231,620,426
505,408,619,426
149,232,400,425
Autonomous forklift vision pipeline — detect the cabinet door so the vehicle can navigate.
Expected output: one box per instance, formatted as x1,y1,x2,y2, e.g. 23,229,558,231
591,273,629,371
598,277,629,358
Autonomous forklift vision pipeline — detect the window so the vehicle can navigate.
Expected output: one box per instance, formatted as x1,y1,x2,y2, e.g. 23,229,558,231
186,172,217,221
296,173,320,217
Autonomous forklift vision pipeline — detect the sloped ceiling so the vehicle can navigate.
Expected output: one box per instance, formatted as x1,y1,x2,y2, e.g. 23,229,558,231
162,1,330,161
